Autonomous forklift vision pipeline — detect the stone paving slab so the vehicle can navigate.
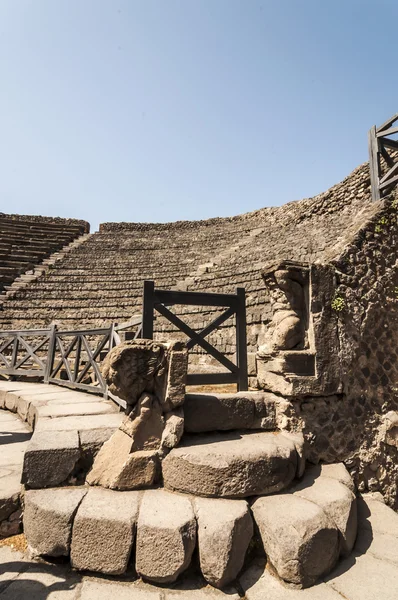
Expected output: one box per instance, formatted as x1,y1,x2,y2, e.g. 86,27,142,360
0,411,31,534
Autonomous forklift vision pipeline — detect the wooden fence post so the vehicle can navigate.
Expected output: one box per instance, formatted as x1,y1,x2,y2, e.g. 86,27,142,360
236,287,248,391
44,324,57,383
142,280,155,339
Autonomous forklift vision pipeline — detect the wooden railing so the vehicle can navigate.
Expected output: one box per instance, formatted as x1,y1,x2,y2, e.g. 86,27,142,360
0,317,142,404
0,328,52,378
142,280,248,391
0,282,249,396
369,113,398,202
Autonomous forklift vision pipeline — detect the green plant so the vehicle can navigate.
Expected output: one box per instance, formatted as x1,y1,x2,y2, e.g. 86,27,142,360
394,286,398,297
375,216,389,233
331,295,345,312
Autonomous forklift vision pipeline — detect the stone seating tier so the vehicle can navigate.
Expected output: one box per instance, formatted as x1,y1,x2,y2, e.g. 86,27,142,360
0,214,89,294
0,161,377,350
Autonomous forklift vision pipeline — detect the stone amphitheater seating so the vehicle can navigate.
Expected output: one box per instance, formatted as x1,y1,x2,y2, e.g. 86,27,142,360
0,161,379,370
0,213,89,295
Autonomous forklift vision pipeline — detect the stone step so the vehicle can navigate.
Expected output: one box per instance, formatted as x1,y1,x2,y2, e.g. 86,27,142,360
251,464,357,588
184,391,278,433
162,431,302,498
22,464,358,590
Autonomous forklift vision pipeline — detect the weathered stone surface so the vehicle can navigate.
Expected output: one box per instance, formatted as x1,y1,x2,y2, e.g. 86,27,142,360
293,471,357,555
318,463,356,492
358,493,398,537
241,562,344,600
22,430,80,488
102,340,167,408
120,393,164,450
184,392,276,433
194,497,253,588
86,429,158,490
70,488,139,574
325,552,398,600
161,408,184,450
162,347,188,411
280,431,306,478
162,431,298,498
24,487,87,556
136,489,196,583
80,580,162,599
384,410,398,448
252,494,339,587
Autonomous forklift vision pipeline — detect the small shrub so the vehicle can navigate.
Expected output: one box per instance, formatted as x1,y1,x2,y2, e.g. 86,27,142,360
331,295,345,312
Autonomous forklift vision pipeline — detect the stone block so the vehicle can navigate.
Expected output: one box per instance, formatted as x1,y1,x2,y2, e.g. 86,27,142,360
162,348,188,412
120,394,164,450
293,473,357,555
163,431,298,498
252,494,339,587
136,489,196,583
24,487,87,556
194,497,253,588
71,487,140,574
318,463,355,492
22,430,80,488
86,429,159,490
161,407,184,450
184,392,276,433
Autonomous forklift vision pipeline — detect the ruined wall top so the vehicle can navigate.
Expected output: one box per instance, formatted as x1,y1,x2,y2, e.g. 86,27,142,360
99,161,376,254
0,213,90,233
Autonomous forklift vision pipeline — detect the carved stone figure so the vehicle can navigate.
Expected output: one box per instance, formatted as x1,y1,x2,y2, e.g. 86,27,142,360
87,339,188,490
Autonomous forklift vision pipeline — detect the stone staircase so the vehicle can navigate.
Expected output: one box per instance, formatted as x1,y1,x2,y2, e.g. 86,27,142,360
15,388,358,591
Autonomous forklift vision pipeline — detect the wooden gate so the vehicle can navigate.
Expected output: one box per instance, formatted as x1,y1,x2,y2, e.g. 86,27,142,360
141,280,248,391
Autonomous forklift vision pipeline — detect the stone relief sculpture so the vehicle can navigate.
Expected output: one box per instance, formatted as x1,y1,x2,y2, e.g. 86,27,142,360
86,339,188,490
258,261,309,355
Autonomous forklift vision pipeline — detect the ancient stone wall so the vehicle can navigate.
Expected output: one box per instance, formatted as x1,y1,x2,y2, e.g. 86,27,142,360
267,194,398,509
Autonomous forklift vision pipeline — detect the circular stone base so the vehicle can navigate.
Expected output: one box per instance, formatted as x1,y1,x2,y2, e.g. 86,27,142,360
162,431,298,498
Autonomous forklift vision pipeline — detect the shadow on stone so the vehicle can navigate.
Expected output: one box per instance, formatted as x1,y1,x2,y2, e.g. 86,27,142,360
0,431,32,445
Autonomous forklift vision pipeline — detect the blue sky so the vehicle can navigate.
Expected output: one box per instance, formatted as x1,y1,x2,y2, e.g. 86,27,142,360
1,1,397,231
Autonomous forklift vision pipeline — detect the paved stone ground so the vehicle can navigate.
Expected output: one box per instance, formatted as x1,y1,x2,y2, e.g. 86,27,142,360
0,410,31,535
0,493,396,599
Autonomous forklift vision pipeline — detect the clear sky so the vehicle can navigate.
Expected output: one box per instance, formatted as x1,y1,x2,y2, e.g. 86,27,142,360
1,1,397,231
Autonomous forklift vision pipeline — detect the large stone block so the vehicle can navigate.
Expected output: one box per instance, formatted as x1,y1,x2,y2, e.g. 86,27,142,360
86,429,158,490
252,494,339,587
194,497,253,588
184,392,277,433
135,489,196,583
22,430,80,488
162,431,298,498
24,487,87,556
293,470,357,555
70,488,140,574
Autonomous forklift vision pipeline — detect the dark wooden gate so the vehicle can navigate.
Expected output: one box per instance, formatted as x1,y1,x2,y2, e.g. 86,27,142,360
141,280,248,391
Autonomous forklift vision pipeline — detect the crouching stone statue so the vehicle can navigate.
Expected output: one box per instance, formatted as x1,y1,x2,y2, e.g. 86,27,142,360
86,339,188,490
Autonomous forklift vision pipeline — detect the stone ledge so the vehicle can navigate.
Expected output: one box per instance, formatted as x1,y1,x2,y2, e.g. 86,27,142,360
0,381,123,490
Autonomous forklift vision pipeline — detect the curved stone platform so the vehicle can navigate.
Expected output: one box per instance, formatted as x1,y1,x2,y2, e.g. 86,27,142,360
23,462,358,590
0,409,31,538
162,431,300,498
0,380,123,490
